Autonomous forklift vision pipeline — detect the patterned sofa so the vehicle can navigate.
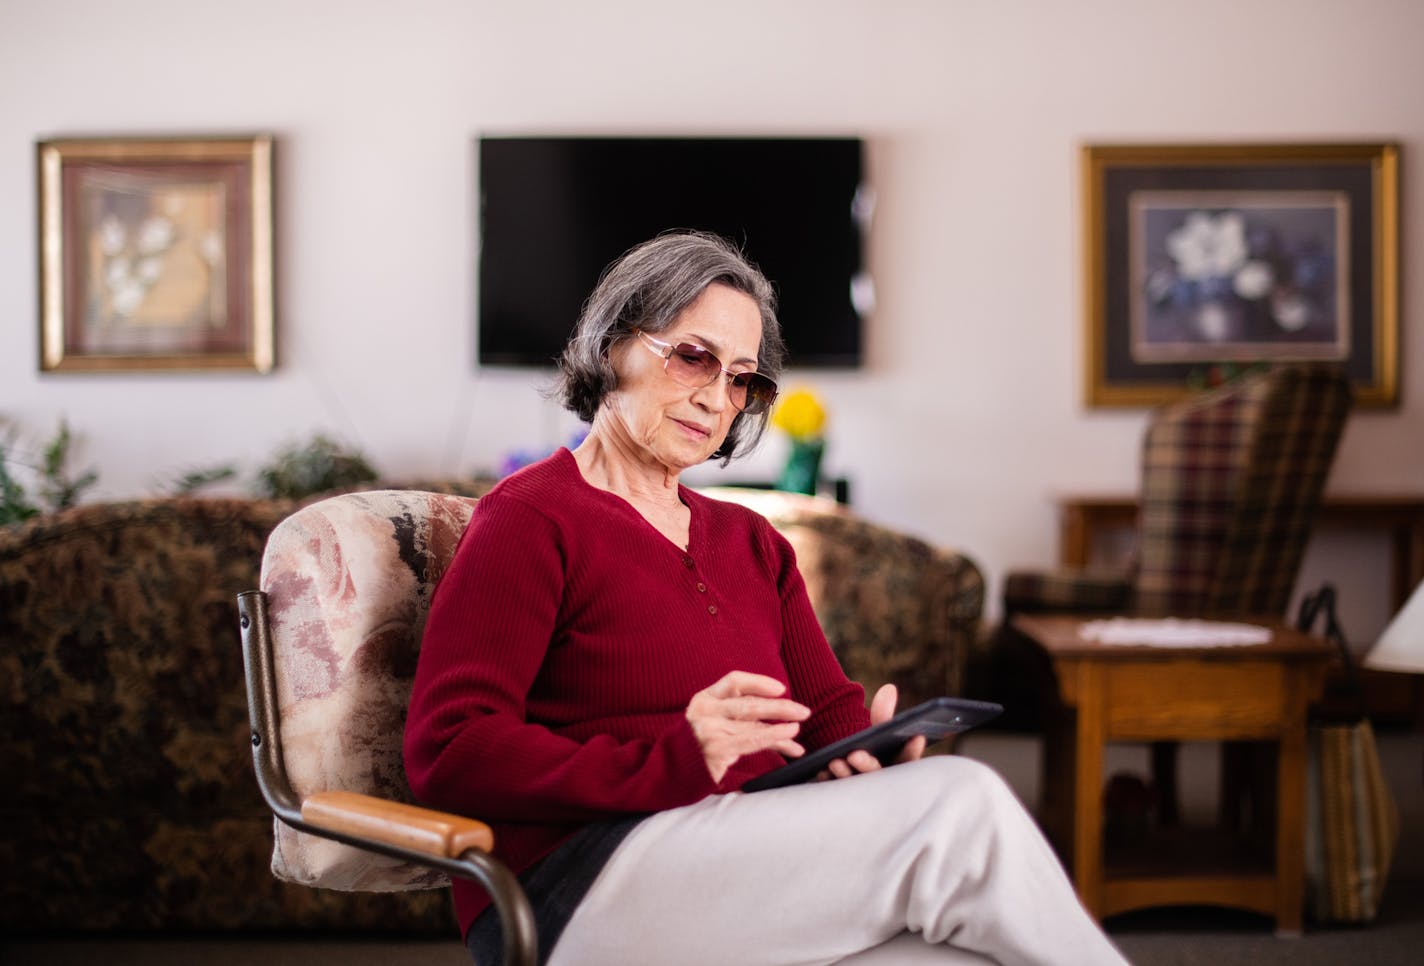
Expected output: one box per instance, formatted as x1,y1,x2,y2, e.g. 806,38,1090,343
0,483,982,934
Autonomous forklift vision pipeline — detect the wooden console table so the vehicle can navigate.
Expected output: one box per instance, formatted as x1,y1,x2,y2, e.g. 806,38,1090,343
1055,493,1424,723
1014,615,1331,935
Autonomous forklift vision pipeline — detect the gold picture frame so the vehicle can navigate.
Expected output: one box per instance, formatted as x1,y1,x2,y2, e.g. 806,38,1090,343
1082,142,1398,407
38,135,275,373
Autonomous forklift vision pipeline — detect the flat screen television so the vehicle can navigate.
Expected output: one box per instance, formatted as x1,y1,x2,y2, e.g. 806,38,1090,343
477,136,867,368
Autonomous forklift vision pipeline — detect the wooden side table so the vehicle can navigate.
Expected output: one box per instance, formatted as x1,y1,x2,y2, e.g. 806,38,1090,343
1013,615,1331,936
1054,493,1424,725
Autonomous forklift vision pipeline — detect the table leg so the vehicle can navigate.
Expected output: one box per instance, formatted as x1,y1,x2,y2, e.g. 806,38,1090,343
1071,664,1106,918
1273,669,1309,937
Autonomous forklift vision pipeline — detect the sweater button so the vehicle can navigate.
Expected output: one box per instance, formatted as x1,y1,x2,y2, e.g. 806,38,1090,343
697,582,707,593
683,557,694,569
708,604,718,615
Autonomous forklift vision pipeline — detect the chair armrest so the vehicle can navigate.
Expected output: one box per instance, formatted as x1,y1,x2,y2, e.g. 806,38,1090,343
1002,568,1134,616
301,790,494,860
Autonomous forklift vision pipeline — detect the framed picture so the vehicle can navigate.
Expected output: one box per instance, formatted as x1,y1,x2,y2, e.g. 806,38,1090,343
37,135,275,373
1082,143,1398,407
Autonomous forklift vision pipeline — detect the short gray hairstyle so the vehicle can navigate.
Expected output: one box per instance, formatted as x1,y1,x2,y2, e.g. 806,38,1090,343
554,230,785,463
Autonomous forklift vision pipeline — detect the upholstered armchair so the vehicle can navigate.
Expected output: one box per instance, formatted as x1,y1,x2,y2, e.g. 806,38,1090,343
239,490,537,964
1006,365,1351,619
239,486,985,963
983,364,1352,817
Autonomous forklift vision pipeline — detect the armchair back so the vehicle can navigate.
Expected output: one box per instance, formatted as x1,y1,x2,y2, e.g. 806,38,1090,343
1136,364,1352,617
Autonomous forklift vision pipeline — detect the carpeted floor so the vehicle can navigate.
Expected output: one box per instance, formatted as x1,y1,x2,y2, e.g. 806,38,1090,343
5,728,1419,965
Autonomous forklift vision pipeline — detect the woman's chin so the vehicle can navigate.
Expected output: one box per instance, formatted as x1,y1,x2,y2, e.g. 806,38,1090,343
655,441,718,473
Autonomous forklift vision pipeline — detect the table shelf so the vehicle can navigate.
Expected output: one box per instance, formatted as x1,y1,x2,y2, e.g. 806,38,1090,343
1103,824,1271,879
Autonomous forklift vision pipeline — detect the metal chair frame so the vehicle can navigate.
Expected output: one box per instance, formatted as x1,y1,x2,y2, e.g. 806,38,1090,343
238,589,538,966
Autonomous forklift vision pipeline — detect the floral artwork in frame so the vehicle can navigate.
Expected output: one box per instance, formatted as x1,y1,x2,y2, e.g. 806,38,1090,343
37,135,275,373
1082,143,1398,407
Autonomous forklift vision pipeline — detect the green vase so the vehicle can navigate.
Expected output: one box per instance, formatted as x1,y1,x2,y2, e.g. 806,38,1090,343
776,439,824,496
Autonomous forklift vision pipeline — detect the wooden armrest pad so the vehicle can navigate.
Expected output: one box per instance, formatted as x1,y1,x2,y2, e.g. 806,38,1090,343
301,790,494,859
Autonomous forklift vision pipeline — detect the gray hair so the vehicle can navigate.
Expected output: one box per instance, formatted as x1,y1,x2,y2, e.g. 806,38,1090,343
554,230,785,463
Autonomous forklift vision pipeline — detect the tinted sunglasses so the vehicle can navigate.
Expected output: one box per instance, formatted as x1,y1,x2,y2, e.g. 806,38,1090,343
635,331,779,416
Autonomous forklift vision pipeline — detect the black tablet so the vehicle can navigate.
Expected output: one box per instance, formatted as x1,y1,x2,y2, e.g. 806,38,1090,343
741,696,1003,793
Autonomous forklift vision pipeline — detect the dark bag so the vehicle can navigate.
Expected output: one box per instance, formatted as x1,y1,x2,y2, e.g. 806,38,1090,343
1297,584,1400,923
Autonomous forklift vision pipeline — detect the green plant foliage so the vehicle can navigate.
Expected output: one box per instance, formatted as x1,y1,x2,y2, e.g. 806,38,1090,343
0,431,40,526
37,419,100,511
253,434,377,500
163,464,240,496
0,418,100,525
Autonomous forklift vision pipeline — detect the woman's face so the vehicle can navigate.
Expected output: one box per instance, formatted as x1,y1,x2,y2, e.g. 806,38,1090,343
603,282,764,473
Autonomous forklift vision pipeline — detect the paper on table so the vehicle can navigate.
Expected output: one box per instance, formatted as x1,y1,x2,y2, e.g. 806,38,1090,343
1078,617,1273,647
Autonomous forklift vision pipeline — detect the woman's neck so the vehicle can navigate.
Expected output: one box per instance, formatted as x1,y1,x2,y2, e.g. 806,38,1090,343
571,422,682,508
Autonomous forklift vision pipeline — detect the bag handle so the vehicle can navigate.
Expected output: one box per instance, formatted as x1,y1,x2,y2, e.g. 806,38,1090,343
1296,583,1366,720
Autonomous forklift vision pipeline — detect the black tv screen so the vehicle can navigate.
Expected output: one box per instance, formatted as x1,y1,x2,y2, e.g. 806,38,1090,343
477,136,867,368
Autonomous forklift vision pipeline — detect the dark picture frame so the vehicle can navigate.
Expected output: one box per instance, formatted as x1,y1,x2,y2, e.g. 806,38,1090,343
37,135,275,373
1082,143,1399,407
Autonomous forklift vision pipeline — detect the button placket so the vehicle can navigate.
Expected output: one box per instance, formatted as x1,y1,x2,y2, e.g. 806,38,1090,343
681,554,718,616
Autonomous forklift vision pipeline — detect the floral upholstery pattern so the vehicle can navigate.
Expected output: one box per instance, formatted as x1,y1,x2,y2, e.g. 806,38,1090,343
0,498,299,932
261,490,477,891
1,479,983,931
0,487,487,933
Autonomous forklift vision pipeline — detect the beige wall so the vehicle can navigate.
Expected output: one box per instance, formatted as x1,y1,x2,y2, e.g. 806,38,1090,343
2,0,1420,642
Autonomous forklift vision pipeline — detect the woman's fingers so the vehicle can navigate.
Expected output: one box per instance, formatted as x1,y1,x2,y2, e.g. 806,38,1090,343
724,696,810,722
898,734,928,763
716,720,802,752
706,670,792,700
686,672,811,782
699,672,809,722
869,682,898,725
687,679,808,724
821,683,922,780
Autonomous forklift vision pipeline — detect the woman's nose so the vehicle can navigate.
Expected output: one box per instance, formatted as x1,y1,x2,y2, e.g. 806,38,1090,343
692,372,733,412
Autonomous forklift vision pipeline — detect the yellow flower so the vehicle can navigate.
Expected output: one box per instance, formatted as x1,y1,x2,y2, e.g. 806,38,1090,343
770,387,827,442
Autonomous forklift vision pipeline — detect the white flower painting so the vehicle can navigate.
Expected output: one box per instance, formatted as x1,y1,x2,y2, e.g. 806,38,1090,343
38,135,274,373
84,176,228,338
1130,191,1349,364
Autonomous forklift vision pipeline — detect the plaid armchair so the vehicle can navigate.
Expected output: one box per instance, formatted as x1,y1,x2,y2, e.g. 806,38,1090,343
1005,364,1352,620
981,365,1352,810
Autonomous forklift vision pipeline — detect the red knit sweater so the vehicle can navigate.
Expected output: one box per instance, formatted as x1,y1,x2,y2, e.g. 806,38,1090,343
403,449,869,935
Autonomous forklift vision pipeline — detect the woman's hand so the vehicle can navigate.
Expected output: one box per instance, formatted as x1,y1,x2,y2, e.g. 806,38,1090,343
820,683,927,781
686,671,809,784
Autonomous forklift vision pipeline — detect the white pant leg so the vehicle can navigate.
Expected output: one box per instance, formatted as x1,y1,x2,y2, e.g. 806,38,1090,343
836,932,995,965
548,756,1128,966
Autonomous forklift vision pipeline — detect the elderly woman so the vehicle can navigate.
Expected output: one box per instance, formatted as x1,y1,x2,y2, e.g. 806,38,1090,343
404,231,1126,966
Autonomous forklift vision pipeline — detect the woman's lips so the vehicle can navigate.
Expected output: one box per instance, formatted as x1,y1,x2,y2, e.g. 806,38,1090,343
673,418,711,439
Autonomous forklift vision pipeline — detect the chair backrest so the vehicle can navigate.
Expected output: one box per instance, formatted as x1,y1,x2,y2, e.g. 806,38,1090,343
258,489,477,891
1135,364,1352,617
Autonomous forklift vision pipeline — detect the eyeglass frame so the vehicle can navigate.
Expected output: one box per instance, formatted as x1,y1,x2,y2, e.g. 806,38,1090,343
634,330,779,415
